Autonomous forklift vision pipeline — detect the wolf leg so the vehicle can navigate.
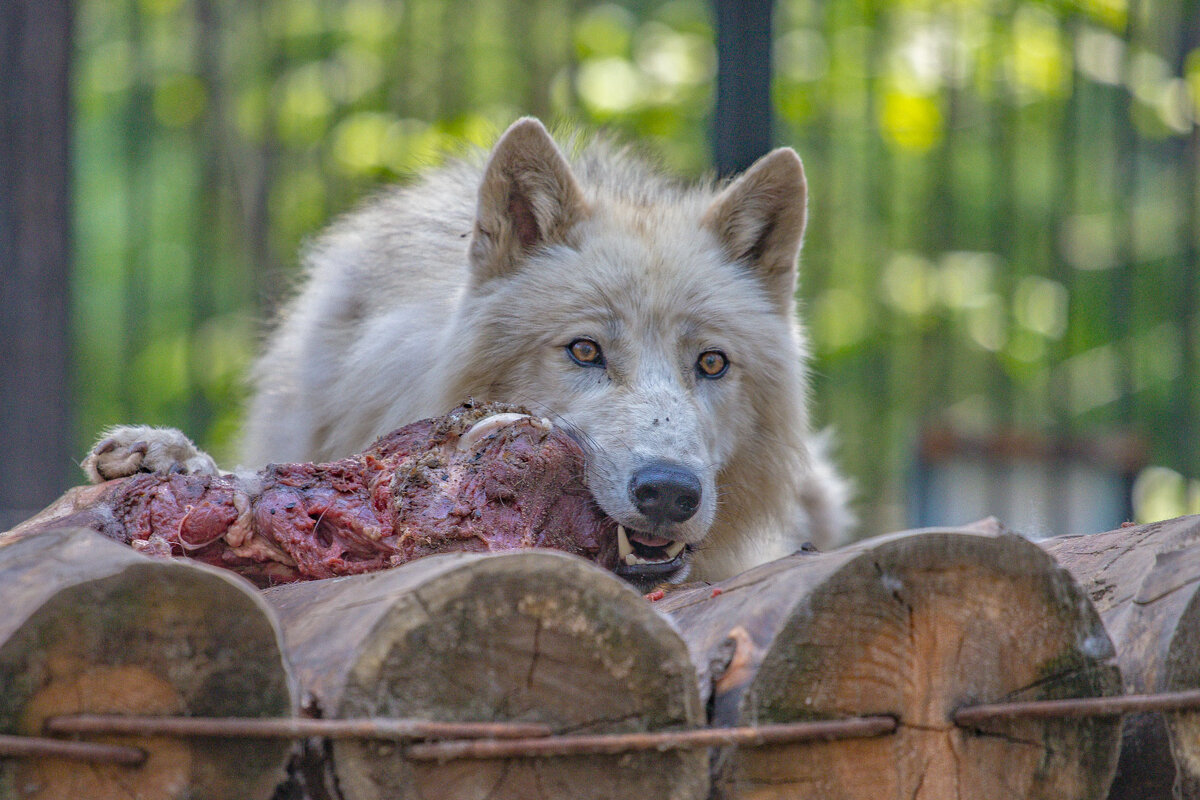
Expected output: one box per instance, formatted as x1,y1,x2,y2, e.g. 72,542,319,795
82,425,220,483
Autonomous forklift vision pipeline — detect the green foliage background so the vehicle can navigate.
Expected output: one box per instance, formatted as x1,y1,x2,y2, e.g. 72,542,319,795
74,0,1200,534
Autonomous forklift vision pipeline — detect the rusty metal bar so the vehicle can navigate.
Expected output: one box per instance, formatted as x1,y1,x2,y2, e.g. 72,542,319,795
44,715,552,742
404,716,899,762
0,734,146,766
22,687,1200,767
954,689,1200,726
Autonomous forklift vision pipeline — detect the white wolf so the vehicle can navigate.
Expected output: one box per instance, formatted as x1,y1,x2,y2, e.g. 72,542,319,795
86,118,851,582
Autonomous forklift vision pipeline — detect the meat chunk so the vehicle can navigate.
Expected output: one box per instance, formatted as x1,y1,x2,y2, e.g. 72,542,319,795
8,403,618,586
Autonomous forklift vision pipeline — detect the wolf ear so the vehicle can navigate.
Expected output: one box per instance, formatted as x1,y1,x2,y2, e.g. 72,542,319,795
469,118,589,283
702,148,807,310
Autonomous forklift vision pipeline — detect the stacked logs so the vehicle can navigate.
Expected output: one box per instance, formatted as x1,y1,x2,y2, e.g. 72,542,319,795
1044,515,1200,800
264,550,706,800
0,529,706,800
7,518,1200,798
659,524,1122,800
0,528,297,799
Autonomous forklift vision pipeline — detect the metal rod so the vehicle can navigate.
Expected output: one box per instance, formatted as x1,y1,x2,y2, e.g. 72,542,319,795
44,715,552,742
0,734,146,766
405,716,899,762
954,689,1200,726
32,687,1200,764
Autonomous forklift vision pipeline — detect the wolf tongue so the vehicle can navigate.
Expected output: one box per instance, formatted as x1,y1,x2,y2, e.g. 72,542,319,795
629,532,673,549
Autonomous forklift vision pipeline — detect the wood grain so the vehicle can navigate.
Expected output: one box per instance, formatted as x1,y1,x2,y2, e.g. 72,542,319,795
0,527,297,800
662,526,1122,800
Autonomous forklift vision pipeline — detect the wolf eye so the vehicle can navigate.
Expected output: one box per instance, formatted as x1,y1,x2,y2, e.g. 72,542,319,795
567,338,605,367
697,350,729,378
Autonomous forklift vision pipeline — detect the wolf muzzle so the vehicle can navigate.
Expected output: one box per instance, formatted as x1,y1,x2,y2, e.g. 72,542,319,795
629,461,702,525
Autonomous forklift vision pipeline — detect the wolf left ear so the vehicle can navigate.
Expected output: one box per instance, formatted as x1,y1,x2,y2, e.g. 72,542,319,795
469,118,589,283
702,148,808,310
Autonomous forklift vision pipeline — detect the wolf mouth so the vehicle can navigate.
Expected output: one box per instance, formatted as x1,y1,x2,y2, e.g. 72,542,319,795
613,524,689,578
453,411,690,582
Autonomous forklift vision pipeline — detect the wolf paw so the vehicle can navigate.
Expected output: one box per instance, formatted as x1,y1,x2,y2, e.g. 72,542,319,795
82,425,221,483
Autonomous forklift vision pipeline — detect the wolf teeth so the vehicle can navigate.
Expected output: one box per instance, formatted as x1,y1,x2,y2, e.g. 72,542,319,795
617,525,633,558
619,529,686,566
624,551,684,566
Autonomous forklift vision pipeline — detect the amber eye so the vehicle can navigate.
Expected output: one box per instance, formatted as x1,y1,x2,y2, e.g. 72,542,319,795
567,338,605,367
697,350,729,378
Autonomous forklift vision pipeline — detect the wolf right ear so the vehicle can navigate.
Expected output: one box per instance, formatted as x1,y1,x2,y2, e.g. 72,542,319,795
702,148,807,311
469,118,589,283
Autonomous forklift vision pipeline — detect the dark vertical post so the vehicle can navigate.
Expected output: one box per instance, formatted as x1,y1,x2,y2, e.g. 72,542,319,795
0,0,74,526
712,0,774,176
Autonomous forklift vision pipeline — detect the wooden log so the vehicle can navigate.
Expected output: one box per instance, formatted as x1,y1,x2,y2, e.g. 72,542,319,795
0,527,297,800
263,550,707,800
1043,515,1200,799
658,526,1122,800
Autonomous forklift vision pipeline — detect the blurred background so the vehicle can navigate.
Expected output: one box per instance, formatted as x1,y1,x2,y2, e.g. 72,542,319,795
3,0,1199,539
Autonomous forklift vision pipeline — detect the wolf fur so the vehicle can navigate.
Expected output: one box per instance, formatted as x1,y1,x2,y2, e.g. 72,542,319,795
90,118,850,580
234,118,850,580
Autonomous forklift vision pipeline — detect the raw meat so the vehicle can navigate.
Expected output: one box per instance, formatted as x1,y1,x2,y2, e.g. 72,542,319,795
7,403,618,586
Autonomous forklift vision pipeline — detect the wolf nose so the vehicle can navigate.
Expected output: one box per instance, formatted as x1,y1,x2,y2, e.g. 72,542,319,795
629,462,702,524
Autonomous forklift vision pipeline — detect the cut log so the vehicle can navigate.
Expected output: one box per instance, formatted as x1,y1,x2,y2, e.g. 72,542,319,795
658,526,1122,800
6,403,617,587
0,527,297,800
263,550,707,800
1043,515,1200,799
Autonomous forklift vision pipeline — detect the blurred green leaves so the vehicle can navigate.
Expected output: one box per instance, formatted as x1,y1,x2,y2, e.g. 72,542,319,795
72,0,1200,527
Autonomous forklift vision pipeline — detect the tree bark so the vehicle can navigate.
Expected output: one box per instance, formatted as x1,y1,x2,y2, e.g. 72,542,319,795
1043,515,1200,799
659,526,1122,800
264,550,707,800
0,527,297,800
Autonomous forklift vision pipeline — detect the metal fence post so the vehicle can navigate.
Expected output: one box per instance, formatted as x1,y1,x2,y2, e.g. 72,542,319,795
712,0,774,177
0,0,74,527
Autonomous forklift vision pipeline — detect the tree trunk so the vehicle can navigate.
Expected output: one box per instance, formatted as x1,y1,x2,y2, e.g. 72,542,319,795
0,527,297,800
1043,515,1200,799
263,550,707,800
659,526,1122,800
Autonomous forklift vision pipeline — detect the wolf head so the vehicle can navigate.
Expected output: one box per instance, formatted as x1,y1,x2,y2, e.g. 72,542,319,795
447,118,814,584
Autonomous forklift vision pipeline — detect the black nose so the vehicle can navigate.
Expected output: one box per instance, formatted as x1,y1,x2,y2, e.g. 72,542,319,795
629,462,702,524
